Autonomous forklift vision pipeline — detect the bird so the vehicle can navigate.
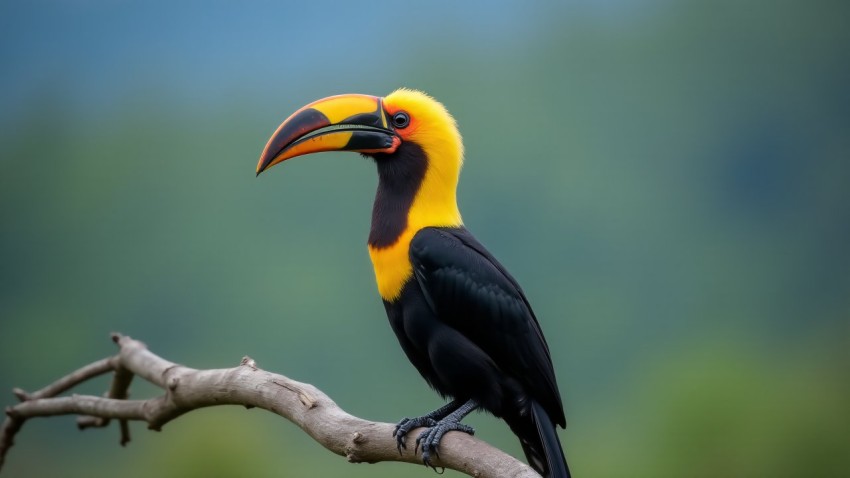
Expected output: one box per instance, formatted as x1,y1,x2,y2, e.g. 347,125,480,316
256,88,570,478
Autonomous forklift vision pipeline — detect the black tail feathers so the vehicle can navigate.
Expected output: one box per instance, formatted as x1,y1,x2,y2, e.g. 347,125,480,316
508,400,570,478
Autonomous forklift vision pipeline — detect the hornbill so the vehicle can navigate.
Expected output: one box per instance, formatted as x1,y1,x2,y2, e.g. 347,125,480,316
256,89,570,477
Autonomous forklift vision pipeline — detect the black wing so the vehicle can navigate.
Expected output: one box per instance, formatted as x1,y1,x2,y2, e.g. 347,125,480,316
409,226,565,427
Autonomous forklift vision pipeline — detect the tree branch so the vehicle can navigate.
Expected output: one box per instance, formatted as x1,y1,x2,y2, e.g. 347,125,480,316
1,333,537,477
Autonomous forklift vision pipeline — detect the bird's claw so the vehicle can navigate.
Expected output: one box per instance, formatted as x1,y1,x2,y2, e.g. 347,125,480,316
393,416,438,454
414,420,474,471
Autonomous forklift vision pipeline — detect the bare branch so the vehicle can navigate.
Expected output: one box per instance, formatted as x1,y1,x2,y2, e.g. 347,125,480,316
1,334,538,477
14,357,116,401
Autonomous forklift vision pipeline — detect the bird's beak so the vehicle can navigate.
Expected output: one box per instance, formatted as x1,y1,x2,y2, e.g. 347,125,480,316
256,94,401,175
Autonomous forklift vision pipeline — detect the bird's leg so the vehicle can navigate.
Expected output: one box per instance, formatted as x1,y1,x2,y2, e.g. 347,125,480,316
393,399,466,453
415,399,478,471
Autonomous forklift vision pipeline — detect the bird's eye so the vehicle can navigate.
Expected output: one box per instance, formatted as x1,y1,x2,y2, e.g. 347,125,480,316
392,112,410,129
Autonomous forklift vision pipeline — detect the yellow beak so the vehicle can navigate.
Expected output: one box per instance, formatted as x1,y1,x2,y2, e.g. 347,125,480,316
256,94,401,175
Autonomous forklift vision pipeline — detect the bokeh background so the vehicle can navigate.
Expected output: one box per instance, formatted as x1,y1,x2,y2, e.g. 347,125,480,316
1,1,848,477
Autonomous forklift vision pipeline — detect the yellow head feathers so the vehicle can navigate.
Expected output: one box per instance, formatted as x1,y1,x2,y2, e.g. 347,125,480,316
384,88,464,174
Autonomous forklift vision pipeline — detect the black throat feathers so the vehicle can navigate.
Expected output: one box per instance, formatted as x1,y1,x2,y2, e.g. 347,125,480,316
368,142,428,248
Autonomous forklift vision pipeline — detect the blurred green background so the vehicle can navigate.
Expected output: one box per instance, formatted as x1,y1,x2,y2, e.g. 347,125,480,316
1,1,848,477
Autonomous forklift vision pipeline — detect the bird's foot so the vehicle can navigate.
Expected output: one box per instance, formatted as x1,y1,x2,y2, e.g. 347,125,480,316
393,399,478,470
415,418,475,471
393,400,467,454
393,416,438,453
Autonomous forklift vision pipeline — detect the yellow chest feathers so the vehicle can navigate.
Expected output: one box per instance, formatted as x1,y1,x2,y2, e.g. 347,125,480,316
368,228,418,302
368,192,462,302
